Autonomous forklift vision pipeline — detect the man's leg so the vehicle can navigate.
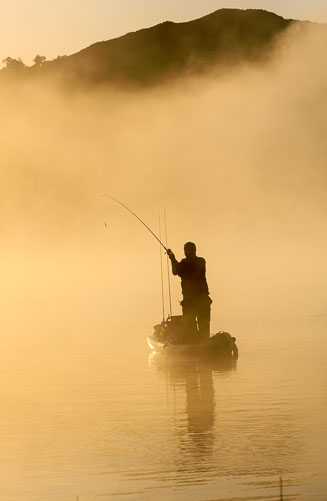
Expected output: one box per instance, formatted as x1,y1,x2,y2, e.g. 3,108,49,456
197,297,212,340
182,301,198,340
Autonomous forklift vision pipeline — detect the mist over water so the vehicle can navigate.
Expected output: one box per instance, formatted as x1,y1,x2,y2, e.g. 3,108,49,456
1,23,327,500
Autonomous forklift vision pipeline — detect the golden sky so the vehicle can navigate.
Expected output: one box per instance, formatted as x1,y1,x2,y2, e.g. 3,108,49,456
1,0,327,65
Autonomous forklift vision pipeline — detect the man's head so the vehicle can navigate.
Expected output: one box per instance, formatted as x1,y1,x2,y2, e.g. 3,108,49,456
184,242,196,258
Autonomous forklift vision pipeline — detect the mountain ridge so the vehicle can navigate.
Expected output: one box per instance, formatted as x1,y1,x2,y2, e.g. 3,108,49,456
0,9,319,88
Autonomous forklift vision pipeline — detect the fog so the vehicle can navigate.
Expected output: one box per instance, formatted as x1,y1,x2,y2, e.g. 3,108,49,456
1,22,327,338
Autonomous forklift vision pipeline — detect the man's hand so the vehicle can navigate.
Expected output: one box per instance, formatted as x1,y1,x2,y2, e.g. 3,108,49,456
167,249,175,260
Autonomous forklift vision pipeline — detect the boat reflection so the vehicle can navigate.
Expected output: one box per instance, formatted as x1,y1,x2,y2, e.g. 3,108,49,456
149,352,237,483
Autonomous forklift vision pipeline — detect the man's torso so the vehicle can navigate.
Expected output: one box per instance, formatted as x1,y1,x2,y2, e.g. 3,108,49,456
178,256,209,301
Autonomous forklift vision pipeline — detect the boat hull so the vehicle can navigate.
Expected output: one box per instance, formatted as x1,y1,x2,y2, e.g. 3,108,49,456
147,331,238,359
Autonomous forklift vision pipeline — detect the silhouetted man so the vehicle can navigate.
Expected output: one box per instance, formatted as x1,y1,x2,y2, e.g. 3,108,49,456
167,242,212,340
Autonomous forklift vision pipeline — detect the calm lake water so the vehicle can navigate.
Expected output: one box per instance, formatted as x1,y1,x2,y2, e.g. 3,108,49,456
1,276,327,501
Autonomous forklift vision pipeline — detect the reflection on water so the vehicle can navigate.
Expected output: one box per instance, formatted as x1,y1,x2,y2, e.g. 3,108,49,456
146,336,326,501
150,352,237,486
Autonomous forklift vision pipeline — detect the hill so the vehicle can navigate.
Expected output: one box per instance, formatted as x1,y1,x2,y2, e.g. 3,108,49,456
0,9,311,87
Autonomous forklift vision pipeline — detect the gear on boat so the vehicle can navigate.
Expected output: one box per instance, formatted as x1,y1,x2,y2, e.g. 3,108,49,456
151,315,238,359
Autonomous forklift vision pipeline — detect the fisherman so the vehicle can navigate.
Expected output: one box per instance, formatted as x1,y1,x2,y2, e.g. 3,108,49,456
167,242,212,340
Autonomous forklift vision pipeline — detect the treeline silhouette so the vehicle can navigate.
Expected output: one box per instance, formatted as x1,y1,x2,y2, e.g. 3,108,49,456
0,9,314,88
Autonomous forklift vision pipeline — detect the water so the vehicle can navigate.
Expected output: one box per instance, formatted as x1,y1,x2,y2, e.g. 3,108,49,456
1,277,327,501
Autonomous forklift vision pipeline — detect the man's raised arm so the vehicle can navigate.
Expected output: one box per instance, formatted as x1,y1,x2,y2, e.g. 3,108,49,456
167,249,180,276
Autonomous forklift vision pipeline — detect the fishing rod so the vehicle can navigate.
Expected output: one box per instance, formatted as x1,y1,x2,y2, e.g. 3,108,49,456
159,213,166,322
101,195,168,252
164,209,173,318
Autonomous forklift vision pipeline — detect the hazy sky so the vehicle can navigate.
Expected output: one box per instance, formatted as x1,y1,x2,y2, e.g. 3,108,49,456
1,0,327,65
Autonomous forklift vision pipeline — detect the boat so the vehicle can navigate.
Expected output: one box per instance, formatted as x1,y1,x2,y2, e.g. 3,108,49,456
147,315,238,359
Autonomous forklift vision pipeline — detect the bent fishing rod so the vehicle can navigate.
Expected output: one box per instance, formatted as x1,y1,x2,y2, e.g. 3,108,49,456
101,195,168,252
